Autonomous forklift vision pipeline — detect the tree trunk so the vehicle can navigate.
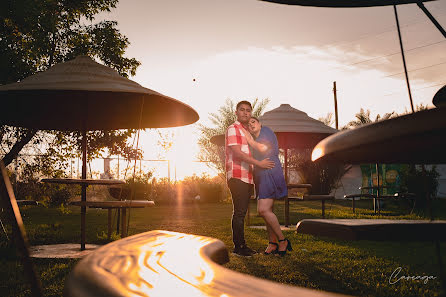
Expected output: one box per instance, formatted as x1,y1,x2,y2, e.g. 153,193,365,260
1,129,37,167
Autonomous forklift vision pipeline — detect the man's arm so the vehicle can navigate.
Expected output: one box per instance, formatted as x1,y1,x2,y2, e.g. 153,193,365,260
229,145,274,169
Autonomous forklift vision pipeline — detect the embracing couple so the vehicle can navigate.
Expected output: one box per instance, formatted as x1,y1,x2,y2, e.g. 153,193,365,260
225,100,292,257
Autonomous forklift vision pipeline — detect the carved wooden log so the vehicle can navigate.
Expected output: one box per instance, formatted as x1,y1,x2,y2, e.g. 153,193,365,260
64,230,349,297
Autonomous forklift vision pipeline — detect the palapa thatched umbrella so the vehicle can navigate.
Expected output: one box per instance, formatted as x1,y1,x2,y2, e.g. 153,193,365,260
0,55,198,250
259,104,337,182
0,55,199,296
211,104,337,183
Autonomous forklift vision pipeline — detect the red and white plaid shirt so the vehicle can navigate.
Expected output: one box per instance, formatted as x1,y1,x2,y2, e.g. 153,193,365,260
225,121,253,184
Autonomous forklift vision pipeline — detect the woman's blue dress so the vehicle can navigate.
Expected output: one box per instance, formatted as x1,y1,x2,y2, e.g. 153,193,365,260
252,126,288,199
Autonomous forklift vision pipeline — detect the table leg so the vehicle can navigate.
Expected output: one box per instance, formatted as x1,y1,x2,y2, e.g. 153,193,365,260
285,196,289,227
81,185,87,251
322,200,325,219
116,208,120,234
121,208,127,238
107,209,112,239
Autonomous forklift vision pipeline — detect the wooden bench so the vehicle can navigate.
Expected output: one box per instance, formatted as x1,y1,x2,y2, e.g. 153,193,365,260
285,184,334,226
296,219,446,241
64,230,350,297
41,178,128,249
70,200,155,238
16,200,39,206
345,186,415,214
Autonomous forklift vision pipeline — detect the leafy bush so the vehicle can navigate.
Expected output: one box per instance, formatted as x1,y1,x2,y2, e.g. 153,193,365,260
12,179,77,207
400,165,439,209
180,174,224,203
149,177,176,204
289,149,350,195
145,175,225,205
108,171,153,200
106,171,225,205
48,185,72,206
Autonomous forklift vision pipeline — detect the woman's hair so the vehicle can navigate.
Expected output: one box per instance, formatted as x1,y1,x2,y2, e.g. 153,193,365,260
250,116,260,122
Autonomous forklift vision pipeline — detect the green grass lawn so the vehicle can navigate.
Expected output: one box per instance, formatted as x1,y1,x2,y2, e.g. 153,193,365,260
1,198,445,297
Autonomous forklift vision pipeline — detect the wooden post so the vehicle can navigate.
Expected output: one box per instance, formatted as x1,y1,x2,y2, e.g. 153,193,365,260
116,209,120,234
121,208,127,238
0,161,43,297
284,148,288,184
107,209,112,239
376,163,380,215
284,147,289,227
322,200,326,219
333,81,339,130
81,130,87,250
421,164,433,221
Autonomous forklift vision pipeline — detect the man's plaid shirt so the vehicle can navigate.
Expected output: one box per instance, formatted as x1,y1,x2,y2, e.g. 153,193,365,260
225,121,253,184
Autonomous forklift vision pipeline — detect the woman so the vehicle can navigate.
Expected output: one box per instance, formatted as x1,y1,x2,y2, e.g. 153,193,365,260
240,117,292,256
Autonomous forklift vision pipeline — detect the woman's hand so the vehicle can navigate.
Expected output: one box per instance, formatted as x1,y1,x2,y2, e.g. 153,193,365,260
240,126,254,144
240,126,268,153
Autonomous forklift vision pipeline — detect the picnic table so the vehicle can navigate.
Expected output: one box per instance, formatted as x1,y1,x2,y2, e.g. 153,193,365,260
70,200,154,238
41,178,154,245
285,184,334,226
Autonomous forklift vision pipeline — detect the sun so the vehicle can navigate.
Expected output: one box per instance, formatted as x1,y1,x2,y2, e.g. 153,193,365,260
166,126,216,180
140,126,217,181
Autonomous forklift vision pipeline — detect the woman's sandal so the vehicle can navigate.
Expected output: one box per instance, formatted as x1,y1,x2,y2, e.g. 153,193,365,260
263,242,278,255
277,238,293,256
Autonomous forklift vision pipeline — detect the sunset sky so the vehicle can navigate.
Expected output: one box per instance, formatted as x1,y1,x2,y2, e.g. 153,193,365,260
94,0,445,179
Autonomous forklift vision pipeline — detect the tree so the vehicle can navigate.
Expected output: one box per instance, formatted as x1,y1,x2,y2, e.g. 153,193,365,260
289,149,351,195
197,98,270,176
1,0,140,83
345,108,397,128
0,0,142,176
318,112,335,127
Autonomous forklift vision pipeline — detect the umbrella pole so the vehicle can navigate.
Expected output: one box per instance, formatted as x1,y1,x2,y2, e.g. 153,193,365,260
376,163,380,215
284,148,288,184
81,130,87,250
284,147,289,226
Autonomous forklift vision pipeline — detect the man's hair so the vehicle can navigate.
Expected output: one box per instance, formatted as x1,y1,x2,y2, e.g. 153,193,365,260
236,100,252,110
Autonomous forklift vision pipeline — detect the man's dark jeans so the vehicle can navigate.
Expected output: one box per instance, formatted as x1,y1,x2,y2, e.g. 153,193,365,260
228,178,253,248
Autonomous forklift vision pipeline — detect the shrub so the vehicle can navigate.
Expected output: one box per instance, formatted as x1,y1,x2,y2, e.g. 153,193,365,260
288,149,350,195
48,185,72,206
180,174,224,203
150,177,176,204
12,179,77,207
108,171,153,201
400,165,439,209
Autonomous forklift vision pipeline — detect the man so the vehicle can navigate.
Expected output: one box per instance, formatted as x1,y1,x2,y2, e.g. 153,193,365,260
225,100,274,257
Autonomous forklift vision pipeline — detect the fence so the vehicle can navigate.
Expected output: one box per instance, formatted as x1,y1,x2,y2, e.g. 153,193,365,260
4,154,220,182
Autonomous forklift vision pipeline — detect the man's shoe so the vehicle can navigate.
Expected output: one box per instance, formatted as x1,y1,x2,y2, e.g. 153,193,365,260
233,245,257,257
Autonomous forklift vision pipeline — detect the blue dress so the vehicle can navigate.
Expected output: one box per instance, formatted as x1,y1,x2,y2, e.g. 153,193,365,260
252,126,288,199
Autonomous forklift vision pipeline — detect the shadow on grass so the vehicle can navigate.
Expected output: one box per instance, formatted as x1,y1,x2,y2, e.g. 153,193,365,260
1,200,445,297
